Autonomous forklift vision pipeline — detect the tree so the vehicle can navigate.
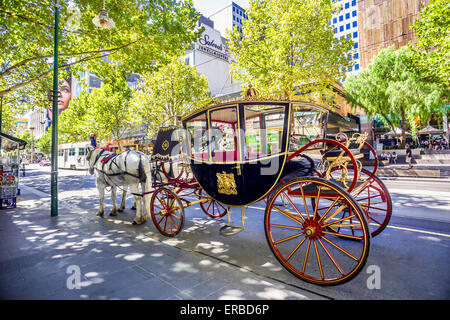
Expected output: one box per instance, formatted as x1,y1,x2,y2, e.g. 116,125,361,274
344,46,448,147
37,128,52,156
410,0,450,87
16,129,33,153
59,76,135,151
130,57,212,136
227,0,354,99
0,0,202,100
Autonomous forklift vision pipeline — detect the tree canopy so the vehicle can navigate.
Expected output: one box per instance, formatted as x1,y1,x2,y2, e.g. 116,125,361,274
344,46,448,146
227,0,354,99
130,57,212,136
410,0,450,87
59,75,136,151
0,0,202,102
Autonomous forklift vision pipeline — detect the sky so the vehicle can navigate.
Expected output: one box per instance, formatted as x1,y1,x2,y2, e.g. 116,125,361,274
192,0,250,17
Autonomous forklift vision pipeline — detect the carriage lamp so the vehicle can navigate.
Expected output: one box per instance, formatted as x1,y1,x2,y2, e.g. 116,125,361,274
92,0,116,29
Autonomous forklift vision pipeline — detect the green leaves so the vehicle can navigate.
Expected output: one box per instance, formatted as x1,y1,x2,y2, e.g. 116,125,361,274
344,46,447,143
130,57,212,136
410,0,450,87
0,0,201,102
59,75,134,147
227,0,354,99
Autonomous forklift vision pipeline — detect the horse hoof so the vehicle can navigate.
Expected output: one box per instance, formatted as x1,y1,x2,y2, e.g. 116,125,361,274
132,220,138,225
131,206,136,211
110,211,117,217
117,208,124,213
97,211,104,217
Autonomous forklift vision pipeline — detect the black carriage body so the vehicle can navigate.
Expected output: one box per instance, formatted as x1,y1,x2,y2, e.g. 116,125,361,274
182,99,330,206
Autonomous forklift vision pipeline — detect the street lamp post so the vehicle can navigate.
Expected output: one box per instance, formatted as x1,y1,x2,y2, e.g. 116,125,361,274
29,126,35,163
50,0,60,217
50,0,115,217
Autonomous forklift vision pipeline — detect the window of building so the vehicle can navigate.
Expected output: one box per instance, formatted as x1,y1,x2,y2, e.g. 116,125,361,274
353,31,358,38
354,42,358,49
345,2,349,9
349,65,353,71
339,25,344,32
346,23,350,30
345,13,350,19
352,0,356,6
339,15,343,22
333,28,337,33
354,52,359,59
355,64,360,70
353,21,357,28
352,10,357,17
333,17,337,24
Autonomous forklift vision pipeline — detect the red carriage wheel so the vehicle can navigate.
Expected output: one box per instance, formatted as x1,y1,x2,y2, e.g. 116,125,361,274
199,189,227,219
150,187,185,237
328,167,392,237
264,177,371,286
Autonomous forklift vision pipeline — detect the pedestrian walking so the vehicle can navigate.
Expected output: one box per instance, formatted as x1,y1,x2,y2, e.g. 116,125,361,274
90,133,97,148
405,144,413,169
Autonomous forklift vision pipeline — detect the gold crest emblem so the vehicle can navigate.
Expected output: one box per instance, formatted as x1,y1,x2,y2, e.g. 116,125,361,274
217,171,238,195
162,140,170,151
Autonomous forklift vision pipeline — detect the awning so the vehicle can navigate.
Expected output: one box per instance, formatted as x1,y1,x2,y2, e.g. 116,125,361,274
327,111,360,132
0,132,27,151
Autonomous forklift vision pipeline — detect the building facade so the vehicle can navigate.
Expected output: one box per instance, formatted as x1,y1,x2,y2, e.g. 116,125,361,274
184,15,242,99
331,0,361,81
208,1,248,38
358,0,429,69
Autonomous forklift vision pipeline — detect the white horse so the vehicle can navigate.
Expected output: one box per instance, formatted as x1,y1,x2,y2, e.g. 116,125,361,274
87,147,152,225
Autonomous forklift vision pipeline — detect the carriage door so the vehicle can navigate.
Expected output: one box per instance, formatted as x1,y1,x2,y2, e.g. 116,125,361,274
206,106,244,205
240,104,290,204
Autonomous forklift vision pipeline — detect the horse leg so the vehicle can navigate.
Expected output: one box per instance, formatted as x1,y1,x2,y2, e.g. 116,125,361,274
131,184,145,225
96,184,105,217
118,187,127,212
110,186,118,216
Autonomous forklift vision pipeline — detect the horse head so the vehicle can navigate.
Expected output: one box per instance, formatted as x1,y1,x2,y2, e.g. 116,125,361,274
86,146,99,175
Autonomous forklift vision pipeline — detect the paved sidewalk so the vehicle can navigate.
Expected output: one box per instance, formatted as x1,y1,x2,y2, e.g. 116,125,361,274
0,185,326,300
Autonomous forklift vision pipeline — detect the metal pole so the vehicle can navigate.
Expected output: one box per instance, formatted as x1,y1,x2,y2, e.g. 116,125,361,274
51,1,60,217
0,96,2,150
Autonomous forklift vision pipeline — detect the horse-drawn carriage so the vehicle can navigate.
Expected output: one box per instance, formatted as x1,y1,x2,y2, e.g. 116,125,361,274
87,95,391,286
146,95,392,286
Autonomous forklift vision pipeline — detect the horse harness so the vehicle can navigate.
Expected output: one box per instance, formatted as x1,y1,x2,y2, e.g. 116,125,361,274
91,149,147,197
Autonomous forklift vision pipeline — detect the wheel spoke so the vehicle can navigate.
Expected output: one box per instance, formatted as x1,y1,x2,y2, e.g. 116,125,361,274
323,214,359,228
271,205,304,225
314,240,324,280
286,236,307,262
301,239,312,274
274,232,305,245
322,235,361,260
317,238,344,276
281,190,306,222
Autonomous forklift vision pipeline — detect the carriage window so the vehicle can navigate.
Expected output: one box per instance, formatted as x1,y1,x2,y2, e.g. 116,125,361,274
245,105,286,160
209,107,239,162
290,104,327,151
68,148,76,156
78,148,86,156
186,113,208,160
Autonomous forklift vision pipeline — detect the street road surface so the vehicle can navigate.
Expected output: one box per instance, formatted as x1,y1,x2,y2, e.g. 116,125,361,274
19,164,450,299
